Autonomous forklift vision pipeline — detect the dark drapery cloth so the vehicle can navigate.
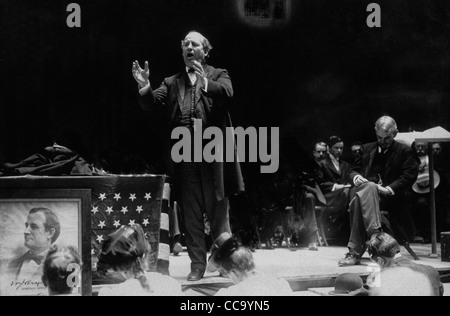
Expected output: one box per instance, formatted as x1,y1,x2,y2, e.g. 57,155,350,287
0,145,95,176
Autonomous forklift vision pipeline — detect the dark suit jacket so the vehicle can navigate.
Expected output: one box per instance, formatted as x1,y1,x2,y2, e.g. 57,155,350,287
349,141,419,195
139,64,245,200
318,156,350,194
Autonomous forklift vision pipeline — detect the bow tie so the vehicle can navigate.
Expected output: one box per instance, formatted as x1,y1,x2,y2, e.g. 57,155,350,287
187,68,195,73
25,253,45,265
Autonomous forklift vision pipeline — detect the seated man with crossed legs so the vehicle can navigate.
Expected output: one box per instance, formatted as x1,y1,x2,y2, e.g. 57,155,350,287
338,116,419,266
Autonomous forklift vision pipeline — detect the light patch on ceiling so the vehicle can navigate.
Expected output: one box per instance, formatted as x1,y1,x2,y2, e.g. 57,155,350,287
235,0,292,27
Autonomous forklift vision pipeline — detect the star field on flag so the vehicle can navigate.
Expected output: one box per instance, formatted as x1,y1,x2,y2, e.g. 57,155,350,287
90,178,163,266
106,206,114,215
91,206,99,215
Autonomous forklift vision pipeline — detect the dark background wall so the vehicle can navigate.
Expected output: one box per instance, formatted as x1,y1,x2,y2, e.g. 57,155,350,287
1,0,449,178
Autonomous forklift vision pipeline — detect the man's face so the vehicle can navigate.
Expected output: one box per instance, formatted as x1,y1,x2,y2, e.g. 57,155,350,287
24,212,53,252
182,32,206,68
375,129,395,150
351,145,362,159
313,145,328,161
433,143,442,156
415,142,427,157
330,142,344,160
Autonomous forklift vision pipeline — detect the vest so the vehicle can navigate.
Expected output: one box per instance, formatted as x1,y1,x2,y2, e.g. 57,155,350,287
176,76,196,127
368,149,387,184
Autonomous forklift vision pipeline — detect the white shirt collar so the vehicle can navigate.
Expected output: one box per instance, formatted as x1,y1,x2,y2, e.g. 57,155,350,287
185,67,197,85
329,154,339,162
329,154,340,172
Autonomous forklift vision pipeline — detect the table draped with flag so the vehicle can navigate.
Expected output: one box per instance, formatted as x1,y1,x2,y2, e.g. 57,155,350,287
0,175,167,278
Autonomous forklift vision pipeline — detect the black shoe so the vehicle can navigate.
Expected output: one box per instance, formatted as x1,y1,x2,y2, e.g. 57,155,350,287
338,252,361,267
187,268,205,281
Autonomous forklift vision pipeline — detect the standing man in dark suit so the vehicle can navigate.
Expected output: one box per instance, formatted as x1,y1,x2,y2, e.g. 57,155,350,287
132,31,244,281
338,116,419,266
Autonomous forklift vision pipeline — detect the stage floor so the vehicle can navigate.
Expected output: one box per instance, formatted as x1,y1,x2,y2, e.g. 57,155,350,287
170,243,450,296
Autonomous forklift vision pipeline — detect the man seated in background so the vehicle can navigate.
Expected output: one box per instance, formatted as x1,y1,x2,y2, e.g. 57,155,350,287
350,142,363,165
408,141,448,243
317,136,351,244
313,142,328,163
338,116,419,266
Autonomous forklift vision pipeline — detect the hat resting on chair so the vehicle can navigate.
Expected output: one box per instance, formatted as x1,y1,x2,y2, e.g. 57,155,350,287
412,171,440,194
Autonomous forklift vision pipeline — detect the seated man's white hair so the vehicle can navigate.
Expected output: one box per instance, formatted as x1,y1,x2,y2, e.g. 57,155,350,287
375,116,399,135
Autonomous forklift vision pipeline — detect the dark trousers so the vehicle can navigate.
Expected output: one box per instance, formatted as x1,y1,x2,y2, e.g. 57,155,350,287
348,182,382,255
176,161,230,271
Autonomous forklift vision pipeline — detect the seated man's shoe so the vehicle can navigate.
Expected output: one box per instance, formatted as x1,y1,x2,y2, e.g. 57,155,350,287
187,268,205,281
172,242,183,256
338,253,361,267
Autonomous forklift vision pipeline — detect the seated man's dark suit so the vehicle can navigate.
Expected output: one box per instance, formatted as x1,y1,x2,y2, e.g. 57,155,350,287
347,141,419,256
318,156,351,210
317,156,351,240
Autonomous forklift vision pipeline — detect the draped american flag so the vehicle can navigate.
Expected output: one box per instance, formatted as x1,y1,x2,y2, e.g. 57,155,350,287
89,176,166,273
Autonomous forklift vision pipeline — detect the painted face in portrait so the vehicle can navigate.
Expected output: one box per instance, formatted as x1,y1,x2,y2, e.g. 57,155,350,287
182,32,207,68
24,212,54,253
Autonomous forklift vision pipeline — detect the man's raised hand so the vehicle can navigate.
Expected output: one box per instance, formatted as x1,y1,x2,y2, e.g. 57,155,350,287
132,60,150,88
192,60,206,79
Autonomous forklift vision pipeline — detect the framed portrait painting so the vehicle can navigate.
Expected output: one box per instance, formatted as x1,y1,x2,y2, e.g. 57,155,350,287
0,189,92,296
